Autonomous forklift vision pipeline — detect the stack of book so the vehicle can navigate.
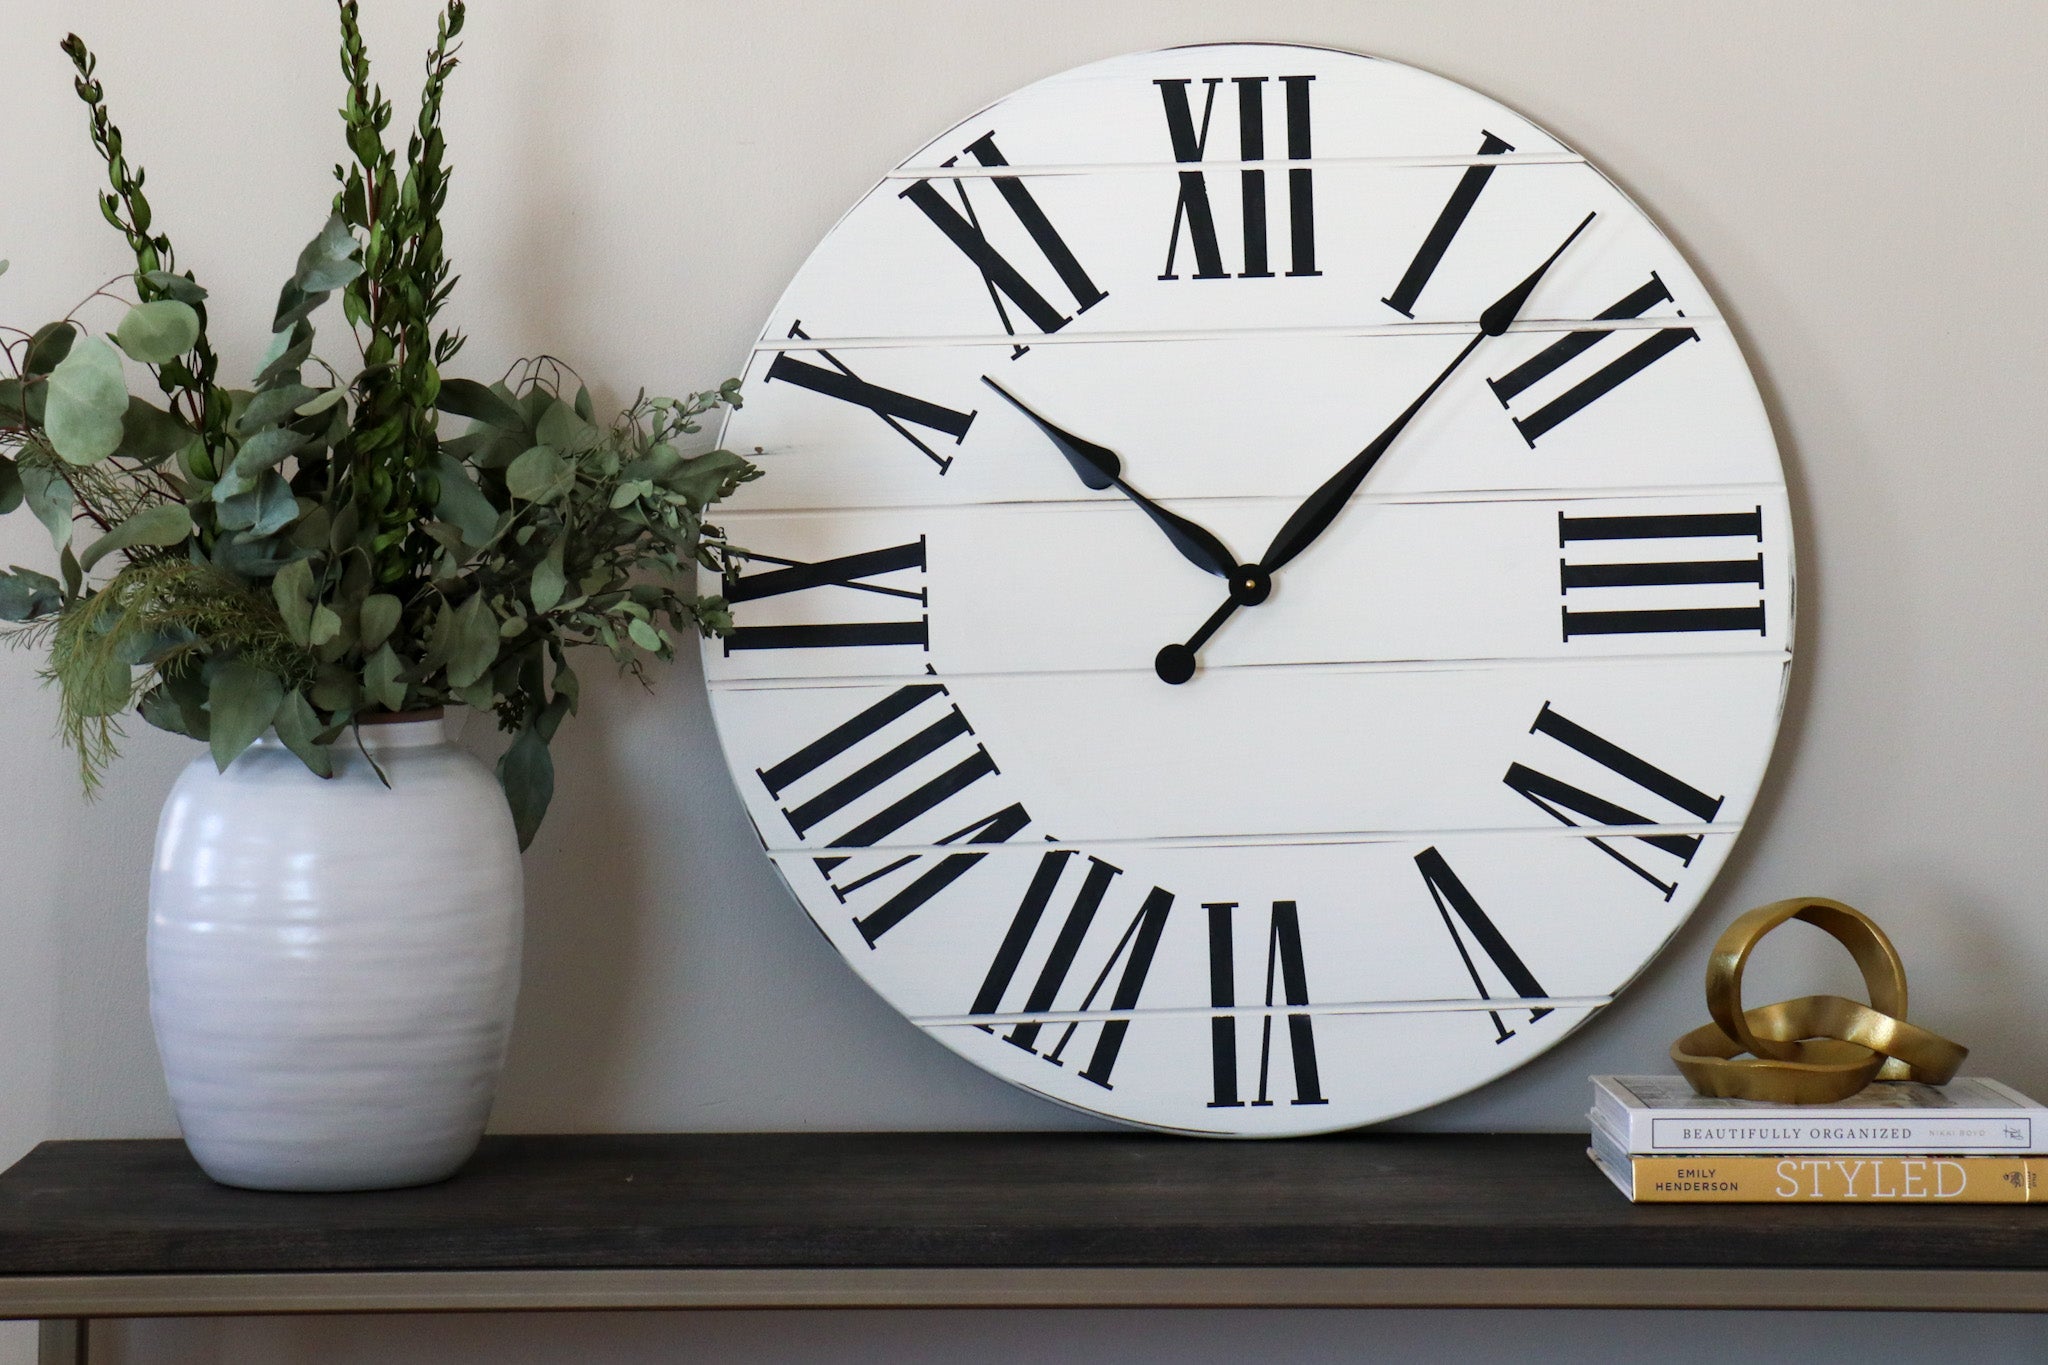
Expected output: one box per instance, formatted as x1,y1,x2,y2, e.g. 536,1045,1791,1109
1589,1074,2047,1202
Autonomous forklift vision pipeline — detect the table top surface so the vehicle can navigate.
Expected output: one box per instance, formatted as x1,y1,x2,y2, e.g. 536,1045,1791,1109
0,1132,2043,1278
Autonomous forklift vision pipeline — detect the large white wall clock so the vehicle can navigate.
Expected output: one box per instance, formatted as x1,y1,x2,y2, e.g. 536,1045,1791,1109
701,42,1792,1135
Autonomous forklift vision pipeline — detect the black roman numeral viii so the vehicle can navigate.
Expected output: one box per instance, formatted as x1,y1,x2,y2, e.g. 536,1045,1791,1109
725,537,930,655
755,683,1031,944
1382,131,1514,317
1559,508,1766,640
1156,74,1318,281
1488,274,1699,445
1503,703,1726,900
764,322,977,473
1206,901,1327,1109
970,850,1173,1090
901,133,1107,354
1414,847,1552,1043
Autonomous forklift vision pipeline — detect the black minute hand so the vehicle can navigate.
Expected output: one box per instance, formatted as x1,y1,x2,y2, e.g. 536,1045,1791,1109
1257,211,1598,575
982,376,1241,580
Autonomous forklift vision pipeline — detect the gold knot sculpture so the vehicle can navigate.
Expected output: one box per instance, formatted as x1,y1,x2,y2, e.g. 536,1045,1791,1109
1671,898,1968,1103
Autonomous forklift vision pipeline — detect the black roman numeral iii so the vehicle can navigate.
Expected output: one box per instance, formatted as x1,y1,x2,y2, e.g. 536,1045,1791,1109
1503,703,1726,900
763,323,976,473
901,133,1107,353
1488,274,1699,445
1206,901,1327,1109
754,683,1030,944
970,850,1174,1090
1155,74,1318,281
1382,131,1514,317
725,537,930,655
1413,848,1552,1043
1559,508,1766,640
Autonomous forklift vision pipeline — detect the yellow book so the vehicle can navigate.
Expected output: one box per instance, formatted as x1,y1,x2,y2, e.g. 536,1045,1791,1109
1590,1145,2045,1203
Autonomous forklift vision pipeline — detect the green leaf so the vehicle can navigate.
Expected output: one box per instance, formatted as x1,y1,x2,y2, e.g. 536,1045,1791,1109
140,270,209,305
363,642,407,712
214,470,298,535
444,592,500,688
112,300,199,363
359,593,401,651
272,558,316,643
216,426,309,499
139,665,211,740
271,688,334,778
432,452,501,546
0,456,19,515
44,336,129,465
309,604,342,647
293,213,364,293
77,504,193,573
530,541,567,614
238,383,318,432
254,320,313,388
24,322,77,377
496,725,554,851
295,386,348,417
207,660,285,772
117,398,197,465
536,398,599,454
0,566,62,621
436,377,526,432
627,617,663,653
20,465,72,550
505,444,571,504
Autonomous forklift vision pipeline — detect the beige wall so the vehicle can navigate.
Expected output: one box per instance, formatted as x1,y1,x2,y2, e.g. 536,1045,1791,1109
3,1,2046,1361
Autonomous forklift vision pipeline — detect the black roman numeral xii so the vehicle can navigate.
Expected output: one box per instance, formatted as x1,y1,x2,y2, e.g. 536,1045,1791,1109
1156,75,1318,281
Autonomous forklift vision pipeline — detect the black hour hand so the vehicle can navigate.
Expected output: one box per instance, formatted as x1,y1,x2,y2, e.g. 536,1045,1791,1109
981,376,1240,580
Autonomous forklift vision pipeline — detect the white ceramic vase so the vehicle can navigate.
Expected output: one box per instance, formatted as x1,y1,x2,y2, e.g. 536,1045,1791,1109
147,712,523,1192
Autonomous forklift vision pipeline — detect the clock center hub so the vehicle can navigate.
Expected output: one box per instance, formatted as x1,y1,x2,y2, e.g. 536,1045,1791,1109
1229,564,1273,607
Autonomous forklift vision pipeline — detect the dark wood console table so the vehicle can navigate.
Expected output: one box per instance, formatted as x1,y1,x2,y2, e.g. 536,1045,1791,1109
3,1132,2044,1363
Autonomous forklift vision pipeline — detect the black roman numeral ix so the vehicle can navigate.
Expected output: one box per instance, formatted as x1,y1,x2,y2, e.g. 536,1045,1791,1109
1559,508,1766,640
764,322,976,473
725,537,929,655
901,133,1107,355
1488,274,1699,445
1382,131,1514,317
970,850,1173,1090
1156,74,1319,281
1503,702,1725,900
754,682,1031,944
1206,901,1327,1109
1414,847,1552,1043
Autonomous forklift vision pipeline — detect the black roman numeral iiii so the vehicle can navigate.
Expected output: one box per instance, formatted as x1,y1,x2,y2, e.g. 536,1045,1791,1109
1488,274,1699,445
1559,508,1766,640
901,133,1106,353
725,537,930,655
1414,848,1551,1043
1206,901,1327,1109
1382,131,1514,317
764,322,976,473
970,850,1174,1090
1155,74,1318,281
1503,702,1726,900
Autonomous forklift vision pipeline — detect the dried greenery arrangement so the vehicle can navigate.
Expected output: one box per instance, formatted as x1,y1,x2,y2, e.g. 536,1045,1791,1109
0,2,759,846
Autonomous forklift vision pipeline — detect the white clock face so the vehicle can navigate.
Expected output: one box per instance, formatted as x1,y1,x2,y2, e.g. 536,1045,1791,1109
702,43,1792,1135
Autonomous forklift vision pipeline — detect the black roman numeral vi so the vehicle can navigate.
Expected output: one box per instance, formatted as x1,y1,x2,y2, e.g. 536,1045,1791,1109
1206,901,1327,1109
1156,74,1318,281
764,322,976,473
1414,847,1551,1043
1503,703,1726,900
1488,274,1699,445
725,537,930,655
1559,508,1766,640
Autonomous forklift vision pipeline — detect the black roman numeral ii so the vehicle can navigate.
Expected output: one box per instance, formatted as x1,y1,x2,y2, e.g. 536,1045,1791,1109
1413,848,1552,1043
1559,508,1766,640
1503,702,1726,900
970,850,1173,1090
901,133,1107,353
1382,131,1514,317
1206,901,1327,1109
1488,274,1699,445
1155,74,1318,281
725,537,930,655
764,322,976,473
754,683,1031,944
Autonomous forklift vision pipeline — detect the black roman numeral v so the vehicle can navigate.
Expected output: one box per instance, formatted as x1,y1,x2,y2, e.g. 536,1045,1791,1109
1559,507,1766,640
1487,274,1699,445
1155,74,1318,281
1503,702,1726,900
764,322,976,472
1206,901,1327,1109
725,537,930,655
1414,847,1551,1043
970,850,1173,1090
900,133,1107,355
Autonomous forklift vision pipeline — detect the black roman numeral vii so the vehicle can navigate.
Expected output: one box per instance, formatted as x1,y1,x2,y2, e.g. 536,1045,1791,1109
725,538,929,655
764,322,976,473
900,133,1107,354
1155,74,1319,282
754,683,1031,944
1503,703,1726,900
1487,274,1699,445
1382,131,1514,317
1414,847,1552,1043
1206,901,1327,1109
970,850,1174,1090
1559,508,1766,640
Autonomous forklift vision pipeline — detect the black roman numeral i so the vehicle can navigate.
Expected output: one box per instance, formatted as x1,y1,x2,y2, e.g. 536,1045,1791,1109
1559,508,1766,640
1488,274,1699,445
1413,848,1551,1043
1156,74,1318,281
764,322,976,473
970,850,1173,1090
725,537,930,655
1503,702,1726,900
901,133,1107,355
1206,901,1327,1109
1382,131,1515,317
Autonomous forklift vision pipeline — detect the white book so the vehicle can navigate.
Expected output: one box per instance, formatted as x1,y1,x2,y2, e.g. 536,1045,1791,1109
1590,1074,2048,1154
